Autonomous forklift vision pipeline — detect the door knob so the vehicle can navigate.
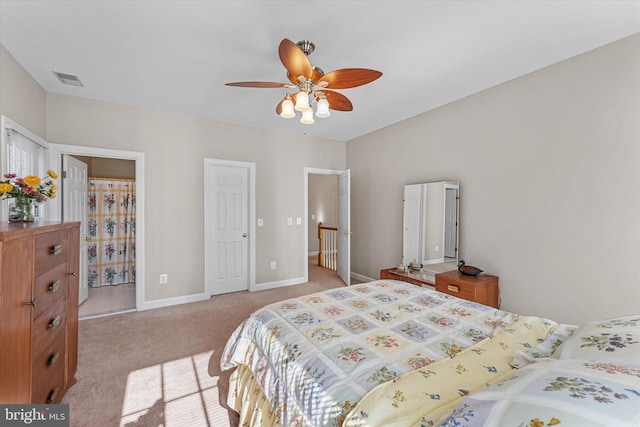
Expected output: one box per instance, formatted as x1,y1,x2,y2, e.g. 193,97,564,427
242,233,247,238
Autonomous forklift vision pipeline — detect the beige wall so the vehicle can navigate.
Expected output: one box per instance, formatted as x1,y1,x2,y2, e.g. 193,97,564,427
71,156,135,178
45,94,346,301
0,44,46,139
348,34,640,325
89,157,136,179
308,174,339,254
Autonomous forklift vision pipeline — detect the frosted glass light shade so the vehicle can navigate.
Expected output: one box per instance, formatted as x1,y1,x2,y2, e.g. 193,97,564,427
300,108,315,124
280,98,295,118
294,91,310,111
316,98,331,118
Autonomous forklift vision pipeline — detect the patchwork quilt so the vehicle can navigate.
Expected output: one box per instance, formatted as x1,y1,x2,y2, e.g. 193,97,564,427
220,280,557,426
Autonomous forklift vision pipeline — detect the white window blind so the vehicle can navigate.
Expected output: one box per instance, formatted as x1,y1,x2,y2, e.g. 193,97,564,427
6,128,45,177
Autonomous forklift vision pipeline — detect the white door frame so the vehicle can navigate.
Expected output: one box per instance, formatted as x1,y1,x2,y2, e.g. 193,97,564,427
48,143,145,311
304,167,349,283
204,158,256,295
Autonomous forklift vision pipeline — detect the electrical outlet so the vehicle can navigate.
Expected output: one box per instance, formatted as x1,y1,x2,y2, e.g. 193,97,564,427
270,261,276,270
258,218,264,227
160,274,168,284
435,245,440,252
287,218,293,226
296,217,302,225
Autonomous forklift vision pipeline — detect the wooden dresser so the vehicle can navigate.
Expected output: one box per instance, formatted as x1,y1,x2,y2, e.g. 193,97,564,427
435,270,499,308
0,221,80,404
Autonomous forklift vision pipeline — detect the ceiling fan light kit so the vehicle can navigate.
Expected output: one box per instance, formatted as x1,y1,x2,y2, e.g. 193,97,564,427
280,94,296,118
301,109,315,125
226,38,382,125
315,95,331,118
294,91,310,112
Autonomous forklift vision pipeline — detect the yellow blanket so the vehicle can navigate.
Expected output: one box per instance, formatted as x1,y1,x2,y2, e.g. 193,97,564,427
342,316,557,427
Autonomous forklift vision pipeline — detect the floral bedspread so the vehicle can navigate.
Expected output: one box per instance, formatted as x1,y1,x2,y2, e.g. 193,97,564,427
220,280,551,426
342,315,558,426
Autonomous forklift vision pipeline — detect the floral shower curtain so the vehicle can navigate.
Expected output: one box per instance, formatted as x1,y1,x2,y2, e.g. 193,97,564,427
87,178,136,287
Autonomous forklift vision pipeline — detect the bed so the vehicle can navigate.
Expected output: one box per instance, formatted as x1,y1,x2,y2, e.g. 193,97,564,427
220,280,640,426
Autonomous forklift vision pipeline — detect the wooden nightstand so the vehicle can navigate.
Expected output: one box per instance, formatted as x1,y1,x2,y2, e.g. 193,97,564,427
380,268,435,288
435,270,499,308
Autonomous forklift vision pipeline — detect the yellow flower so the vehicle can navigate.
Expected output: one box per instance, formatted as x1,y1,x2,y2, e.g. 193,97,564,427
549,418,561,425
529,419,544,427
47,170,58,179
23,175,41,186
52,184,58,192
0,183,13,193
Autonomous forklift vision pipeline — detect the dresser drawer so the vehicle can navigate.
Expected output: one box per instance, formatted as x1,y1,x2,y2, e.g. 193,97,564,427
435,279,477,301
435,271,499,308
33,263,68,319
33,297,67,350
32,331,66,403
34,230,69,277
31,361,65,404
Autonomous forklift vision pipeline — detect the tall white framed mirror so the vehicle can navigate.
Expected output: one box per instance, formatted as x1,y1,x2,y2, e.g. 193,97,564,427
403,180,459,271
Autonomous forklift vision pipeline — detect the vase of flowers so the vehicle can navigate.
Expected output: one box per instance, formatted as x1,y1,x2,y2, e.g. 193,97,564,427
0,170,58,222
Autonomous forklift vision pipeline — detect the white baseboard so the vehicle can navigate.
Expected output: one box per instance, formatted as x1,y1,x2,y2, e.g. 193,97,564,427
351,272,376,283
253,277,306,292
79,308,137,320
141,293,210,311
138,272,377,311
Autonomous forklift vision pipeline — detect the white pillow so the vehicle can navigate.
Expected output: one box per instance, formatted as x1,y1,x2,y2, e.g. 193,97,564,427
555,315,640,366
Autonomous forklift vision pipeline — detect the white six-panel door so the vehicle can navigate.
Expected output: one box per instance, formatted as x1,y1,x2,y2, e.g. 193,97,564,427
205,161,250,295
62,155,89,304
337,169,351,286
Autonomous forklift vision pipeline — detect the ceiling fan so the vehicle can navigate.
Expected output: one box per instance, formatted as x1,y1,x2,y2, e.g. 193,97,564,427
225,38,382,124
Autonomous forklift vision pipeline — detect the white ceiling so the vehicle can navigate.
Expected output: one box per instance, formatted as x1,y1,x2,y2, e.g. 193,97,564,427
1,1,639,142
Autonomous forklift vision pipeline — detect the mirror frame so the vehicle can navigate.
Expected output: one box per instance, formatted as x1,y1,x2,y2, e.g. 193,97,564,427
402,180,459,267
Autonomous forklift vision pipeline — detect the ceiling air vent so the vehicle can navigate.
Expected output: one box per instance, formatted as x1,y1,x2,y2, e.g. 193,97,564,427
53,71,83,87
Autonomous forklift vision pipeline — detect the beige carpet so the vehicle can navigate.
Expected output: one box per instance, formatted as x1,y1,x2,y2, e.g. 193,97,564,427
62,260,351,427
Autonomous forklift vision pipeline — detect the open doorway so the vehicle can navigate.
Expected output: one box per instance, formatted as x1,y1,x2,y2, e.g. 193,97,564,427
304,167,351,286
308,173,339,280
72,156,136,318
49,143,145,318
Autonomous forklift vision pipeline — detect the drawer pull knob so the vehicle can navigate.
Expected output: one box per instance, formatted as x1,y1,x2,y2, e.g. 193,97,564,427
70,271,76,277
48,315,61,329
49,280,62,293
51,245,63,255
48,352,60,367
47,387,59,404
447,285,460,293
26,298,38,308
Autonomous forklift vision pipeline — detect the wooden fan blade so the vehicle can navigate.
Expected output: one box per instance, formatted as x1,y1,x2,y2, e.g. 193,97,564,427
225,81,290,88
319,68,382,89
279,38,313,82
275,99,283,115
323,90,353,111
